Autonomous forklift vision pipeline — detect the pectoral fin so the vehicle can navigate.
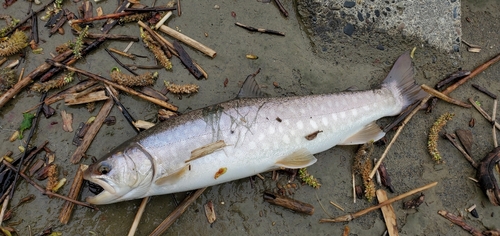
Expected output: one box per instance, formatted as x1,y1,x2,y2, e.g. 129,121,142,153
155,164,190,185
340,122,385,145
275,148,317,169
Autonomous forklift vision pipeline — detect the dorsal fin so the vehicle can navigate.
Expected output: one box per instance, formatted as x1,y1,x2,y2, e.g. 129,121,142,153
340,122,385,145
237,73,265,98
275,148,317,169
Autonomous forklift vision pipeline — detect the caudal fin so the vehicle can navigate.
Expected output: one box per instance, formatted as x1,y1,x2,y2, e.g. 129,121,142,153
382,52,428,110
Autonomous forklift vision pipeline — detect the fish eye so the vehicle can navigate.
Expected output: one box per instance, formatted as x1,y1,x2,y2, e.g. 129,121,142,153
98,162,111,175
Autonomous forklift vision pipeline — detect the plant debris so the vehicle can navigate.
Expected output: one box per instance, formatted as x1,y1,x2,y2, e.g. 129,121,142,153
352,142,376,201
18,113,35,139
164,81,199,94
110,68,158,87
0,30,28,57
298,168,321,189
428,113,454,164
403,193,425,209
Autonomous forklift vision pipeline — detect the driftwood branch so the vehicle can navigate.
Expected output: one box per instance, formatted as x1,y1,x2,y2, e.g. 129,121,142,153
59,164,86,224
70,98,114,163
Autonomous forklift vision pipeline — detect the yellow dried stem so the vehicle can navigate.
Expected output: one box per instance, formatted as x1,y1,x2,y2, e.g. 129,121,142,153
164,81,199,94
140,28,172,70
428,113,454,164
110,70,158,87
46,164,58,192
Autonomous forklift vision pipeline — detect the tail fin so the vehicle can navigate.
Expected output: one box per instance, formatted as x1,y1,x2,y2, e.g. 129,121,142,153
382,52,428,110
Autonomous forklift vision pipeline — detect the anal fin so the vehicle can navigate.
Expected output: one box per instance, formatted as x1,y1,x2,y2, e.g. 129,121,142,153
155,164,190,185
275,148,317,169
340,122,385,145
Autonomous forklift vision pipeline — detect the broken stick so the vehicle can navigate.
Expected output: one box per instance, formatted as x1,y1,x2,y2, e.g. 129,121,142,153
421,84,471,108
376,189,398,236
158,25,216,58
149,188,207,236
264,192,314,215
46,60,178,111
59,164,86,224
235,22,285,36
320,182,437,223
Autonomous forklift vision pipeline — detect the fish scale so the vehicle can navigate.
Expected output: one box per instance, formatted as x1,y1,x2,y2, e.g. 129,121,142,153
83,52,428,204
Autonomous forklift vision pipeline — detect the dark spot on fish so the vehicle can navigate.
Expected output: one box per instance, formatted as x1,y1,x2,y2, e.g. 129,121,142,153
305,130,323,140
276,117,282,122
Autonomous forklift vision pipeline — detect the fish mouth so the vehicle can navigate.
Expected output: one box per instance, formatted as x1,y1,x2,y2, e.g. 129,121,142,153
83,169,123,205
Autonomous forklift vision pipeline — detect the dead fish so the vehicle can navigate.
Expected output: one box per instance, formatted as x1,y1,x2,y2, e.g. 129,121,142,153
83,52,427,204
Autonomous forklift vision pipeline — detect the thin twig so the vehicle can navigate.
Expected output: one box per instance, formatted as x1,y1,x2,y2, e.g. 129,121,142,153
177,0,181,16
472,84,497,99
69,12,135,25
128,197,149,236
493,99,498,148
0,196,9,226
5,0,55,36
273,0,289,17
149,188,206,236
2,161,96,209
444,133,477,168
104,85,140,133
370,95,431,180
421,84,471,108
9,93,47,199
469,98,500,131
319,182,438,223
46,60,178,111
235,22,285,36
442,52,500,95
105,48,138,76
437,210,483,236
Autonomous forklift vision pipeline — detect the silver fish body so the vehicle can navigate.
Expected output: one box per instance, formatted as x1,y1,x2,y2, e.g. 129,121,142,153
84,52,427,204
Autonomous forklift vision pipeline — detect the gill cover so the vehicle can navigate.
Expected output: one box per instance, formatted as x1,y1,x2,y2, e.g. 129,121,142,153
83,143,155,204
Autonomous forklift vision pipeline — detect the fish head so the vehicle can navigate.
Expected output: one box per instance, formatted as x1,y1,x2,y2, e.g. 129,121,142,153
83,144,154,204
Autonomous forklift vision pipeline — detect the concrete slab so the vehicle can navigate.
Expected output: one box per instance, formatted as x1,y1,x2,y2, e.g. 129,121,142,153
297,0,461,52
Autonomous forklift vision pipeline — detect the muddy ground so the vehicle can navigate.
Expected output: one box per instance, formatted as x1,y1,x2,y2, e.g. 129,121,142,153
0,0,499,235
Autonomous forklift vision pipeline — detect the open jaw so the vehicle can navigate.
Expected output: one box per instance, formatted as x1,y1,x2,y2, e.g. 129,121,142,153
85,177,123,205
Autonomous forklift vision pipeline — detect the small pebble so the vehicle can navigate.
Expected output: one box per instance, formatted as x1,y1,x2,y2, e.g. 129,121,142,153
343,1,355,8
376,44,384,50
357,11,364,21
343,23,354,36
